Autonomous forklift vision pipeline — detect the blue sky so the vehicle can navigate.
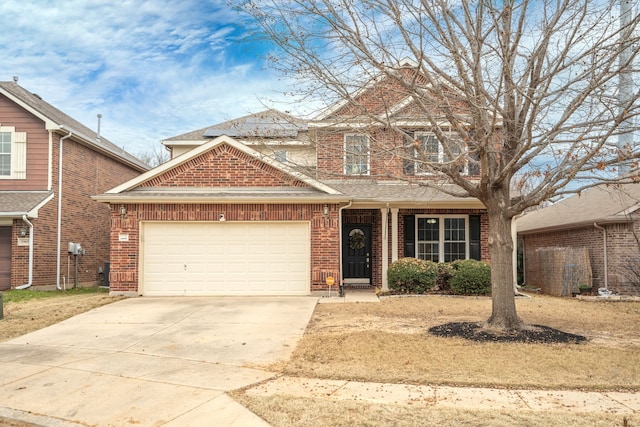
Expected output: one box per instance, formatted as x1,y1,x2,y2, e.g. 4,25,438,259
1,0,294,155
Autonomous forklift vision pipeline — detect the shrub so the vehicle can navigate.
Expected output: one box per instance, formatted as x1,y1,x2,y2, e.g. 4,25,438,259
436,263,453,292
387,257,438,293
449,259,492,295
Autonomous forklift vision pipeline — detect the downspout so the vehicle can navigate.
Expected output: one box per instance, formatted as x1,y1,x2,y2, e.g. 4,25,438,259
56,128,73,290
593,222,608,290
338,200,353,296
15,215,34,290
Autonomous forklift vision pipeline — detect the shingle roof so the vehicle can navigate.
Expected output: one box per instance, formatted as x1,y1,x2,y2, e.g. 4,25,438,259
517,183,640,234
0,191,53,216
324,181,483,205
163,109,308,142
0,82,148,171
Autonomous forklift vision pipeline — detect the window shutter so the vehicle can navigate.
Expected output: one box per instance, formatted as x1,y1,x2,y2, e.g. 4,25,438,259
403,215,415,258
469,215,481,260
11,131,27,179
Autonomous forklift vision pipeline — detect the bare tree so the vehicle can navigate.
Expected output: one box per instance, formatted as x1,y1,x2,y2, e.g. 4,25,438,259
238,0,640,331
135,144,170,168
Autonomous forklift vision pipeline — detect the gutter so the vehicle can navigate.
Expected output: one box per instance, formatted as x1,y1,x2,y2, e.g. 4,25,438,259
593,222,608,290
15,215,34,290
56,128,73,290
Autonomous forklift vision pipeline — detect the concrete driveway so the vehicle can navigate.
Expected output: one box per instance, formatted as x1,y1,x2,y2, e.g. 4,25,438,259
0,296,318,426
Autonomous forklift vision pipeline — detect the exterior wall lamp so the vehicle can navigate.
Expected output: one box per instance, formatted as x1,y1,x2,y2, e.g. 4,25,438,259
323,204,329,217
119,205,127,219
20,227,27,237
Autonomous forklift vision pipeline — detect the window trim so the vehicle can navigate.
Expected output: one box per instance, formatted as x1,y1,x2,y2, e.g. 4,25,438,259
0,126,27,180
344,133,370,175
412,131,468,176
274,150,288,163
415,215,469,262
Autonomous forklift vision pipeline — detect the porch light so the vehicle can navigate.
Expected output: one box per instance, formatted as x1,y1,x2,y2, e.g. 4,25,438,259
20,227,27,237
323,204,329,216
119,205,127,219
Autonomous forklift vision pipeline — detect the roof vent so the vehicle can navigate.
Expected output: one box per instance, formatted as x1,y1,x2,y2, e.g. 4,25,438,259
12,76,18,82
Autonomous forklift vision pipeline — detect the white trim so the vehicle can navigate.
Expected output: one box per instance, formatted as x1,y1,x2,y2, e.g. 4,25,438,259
381,208,389,292
105,135,342,196
0,126,27,180
415,215,470,262
412,131,469,176
391,208,399,262
343,133,370,176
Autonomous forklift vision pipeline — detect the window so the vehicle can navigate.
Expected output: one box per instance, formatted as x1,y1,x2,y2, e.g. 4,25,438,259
344,134,369,175
406,132,467,175
0,132,10,176
416,216,468,262
274,150,288,163
0,126,27,179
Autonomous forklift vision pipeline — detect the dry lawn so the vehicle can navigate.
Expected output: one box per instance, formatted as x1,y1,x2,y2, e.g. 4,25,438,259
0,289,124,342
234,294,640,427
281,294,640,391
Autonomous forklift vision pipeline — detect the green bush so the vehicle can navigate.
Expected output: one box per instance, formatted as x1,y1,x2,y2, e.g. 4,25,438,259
387,257,438,293
449,259,492,295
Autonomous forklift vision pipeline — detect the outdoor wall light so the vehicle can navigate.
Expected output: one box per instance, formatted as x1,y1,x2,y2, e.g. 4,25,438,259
20,227,27,237
219,213,226,221
323,204,329,216
119,205,127,219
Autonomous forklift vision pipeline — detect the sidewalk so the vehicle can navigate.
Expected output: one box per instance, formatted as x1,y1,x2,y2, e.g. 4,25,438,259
245,376,640,414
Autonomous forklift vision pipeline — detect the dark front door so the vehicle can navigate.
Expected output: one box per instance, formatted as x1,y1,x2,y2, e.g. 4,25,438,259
342,224,372,286
0,227,11,290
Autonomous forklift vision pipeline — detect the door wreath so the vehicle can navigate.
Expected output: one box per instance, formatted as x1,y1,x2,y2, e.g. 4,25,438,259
348,229,366,250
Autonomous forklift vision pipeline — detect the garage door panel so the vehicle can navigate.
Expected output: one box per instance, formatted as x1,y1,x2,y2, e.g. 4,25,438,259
142,221,310,296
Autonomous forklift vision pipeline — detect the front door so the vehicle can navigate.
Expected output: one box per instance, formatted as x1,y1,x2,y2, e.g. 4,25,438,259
342,224,372,286
0,227,11,290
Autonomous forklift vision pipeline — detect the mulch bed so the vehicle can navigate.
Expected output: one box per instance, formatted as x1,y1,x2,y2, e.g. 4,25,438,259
428,322,587,344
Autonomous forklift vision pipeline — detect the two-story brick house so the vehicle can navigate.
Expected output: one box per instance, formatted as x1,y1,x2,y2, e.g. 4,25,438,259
0,81,148,291
95,68,488,296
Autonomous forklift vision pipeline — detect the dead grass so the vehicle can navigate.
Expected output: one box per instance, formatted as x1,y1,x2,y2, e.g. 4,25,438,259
235,294,640,426
0,289,124,342
279,295,640,391
231,394,638,427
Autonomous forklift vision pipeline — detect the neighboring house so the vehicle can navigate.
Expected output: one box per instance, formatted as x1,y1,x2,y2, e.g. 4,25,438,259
517,183,640,296
0,81,148,291
95,66,489,296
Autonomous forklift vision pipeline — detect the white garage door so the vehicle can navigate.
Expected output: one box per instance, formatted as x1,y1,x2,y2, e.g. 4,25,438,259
142,221,310,296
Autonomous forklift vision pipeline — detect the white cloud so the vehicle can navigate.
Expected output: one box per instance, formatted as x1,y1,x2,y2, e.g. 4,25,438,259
1,0,293,154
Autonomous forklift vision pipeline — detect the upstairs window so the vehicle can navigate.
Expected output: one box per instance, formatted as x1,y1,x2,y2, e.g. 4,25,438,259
0,127,27,179
274,150,288,163
344,134,369,175
405,132,467,175
0,132,11,176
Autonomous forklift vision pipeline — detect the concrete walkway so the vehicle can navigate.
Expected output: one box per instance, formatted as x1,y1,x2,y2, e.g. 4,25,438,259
245,376,640,415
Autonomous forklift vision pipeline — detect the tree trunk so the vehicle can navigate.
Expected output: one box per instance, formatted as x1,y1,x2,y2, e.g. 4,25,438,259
485,206,524,331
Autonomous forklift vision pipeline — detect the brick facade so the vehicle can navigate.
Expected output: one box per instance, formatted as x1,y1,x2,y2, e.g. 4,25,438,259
108,203,341,294
522,222,640,296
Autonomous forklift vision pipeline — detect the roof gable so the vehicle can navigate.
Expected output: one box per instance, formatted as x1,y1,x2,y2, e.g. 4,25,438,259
141,144,310,188
106,135,341,195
